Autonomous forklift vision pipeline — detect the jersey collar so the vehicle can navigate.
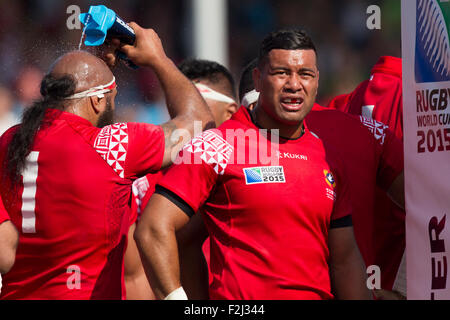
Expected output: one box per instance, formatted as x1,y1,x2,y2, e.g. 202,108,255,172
231,106,310,142
45,108,93,127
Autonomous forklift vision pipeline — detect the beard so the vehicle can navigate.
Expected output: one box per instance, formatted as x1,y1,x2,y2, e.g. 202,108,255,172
97,99,115,128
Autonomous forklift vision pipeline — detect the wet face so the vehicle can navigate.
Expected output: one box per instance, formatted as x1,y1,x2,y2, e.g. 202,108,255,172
254,49,319,126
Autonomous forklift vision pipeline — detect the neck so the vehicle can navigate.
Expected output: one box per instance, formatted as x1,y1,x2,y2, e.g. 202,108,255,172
64,102,96,126
253,103,305,139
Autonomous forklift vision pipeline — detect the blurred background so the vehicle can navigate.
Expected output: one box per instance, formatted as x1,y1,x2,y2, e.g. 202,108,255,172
0,0,401,131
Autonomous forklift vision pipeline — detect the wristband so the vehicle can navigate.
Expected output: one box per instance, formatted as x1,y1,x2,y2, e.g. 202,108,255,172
164,286,188,300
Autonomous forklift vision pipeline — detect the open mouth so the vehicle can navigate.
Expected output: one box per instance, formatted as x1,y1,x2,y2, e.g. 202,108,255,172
280,97,304,111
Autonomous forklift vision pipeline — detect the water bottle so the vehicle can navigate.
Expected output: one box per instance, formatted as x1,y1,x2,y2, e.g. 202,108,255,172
79,5,138,69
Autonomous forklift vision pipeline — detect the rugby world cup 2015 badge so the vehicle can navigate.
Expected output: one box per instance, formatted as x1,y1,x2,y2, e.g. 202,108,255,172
243,166,286,185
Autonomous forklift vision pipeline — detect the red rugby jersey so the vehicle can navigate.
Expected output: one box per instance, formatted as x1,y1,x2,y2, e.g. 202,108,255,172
328,56,403,140
307,105,403,272
157,107,353,300
327,56,405,290
0,109,164,300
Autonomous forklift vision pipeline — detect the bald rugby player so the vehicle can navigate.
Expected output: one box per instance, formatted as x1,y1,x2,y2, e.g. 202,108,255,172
0,22,213,299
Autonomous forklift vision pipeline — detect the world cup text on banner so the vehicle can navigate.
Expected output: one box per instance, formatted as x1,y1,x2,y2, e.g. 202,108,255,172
401,0,450,299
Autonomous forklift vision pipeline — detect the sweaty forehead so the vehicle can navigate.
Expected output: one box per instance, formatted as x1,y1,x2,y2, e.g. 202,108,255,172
267,49,317,69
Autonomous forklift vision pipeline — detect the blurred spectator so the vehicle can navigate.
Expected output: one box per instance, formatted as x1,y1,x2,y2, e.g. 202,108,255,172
13,66,44,112
0,0,400,123
0,87,18,136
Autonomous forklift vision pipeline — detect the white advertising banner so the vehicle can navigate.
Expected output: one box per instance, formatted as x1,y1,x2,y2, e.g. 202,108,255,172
401,0,450,299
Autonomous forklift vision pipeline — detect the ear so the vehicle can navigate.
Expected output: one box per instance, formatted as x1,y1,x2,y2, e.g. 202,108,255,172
89,95,104,114
252,67,262,93
225,102,239,119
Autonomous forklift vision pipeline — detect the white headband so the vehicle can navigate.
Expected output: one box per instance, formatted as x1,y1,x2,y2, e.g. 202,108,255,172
241,89,260,108
64,77,116,100
195,83,236,104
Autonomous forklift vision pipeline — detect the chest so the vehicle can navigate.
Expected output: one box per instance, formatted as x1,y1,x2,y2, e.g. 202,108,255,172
209,140,337,225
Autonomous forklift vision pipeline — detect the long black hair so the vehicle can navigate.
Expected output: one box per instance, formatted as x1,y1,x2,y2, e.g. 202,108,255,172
3,73,76,186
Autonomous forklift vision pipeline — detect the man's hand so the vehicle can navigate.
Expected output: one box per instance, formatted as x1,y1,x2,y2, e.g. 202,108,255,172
100,38,121,68
119,22,168,68
99,22,168,69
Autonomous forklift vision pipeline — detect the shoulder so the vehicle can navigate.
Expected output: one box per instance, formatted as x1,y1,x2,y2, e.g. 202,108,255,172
0,124,20,143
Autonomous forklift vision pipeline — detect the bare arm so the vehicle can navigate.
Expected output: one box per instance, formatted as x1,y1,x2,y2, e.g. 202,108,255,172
387,171,405,210
106,23,215,168
134,193,190,299
328,226,372,300
176,212,209,299
0,220,18,274
124,222,155,300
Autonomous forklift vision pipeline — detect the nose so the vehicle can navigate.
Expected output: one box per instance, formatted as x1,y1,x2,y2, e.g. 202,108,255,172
284,73,302,92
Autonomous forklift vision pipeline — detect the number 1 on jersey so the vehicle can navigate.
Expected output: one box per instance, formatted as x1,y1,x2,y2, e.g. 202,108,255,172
22,151,39,233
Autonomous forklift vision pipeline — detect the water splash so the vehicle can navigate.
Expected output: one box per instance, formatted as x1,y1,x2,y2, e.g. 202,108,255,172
78,14,90,50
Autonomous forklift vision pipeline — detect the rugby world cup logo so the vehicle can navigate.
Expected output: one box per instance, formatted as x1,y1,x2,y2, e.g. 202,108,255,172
415,0,450,83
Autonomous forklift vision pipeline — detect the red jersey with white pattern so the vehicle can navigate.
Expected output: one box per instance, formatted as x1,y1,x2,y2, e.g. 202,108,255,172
131,171,163,224
157,107,352,300
327,56,403,140
0,196,9,224
307,104,403,274
0,108,164,300
327,56,405,290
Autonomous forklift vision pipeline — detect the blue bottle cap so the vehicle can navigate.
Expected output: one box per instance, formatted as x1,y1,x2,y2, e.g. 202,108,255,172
79,5,116,46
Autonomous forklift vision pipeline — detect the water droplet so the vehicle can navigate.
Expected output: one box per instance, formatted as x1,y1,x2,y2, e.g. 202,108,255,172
78,14,90,50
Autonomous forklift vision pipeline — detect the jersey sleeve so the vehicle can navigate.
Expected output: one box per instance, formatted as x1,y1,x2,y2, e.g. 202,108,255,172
376,127,404,190
92,122,165,180
157,129,233,216
125,123,165,179
329,157,353,226
358,116,404,190
0,196,10,224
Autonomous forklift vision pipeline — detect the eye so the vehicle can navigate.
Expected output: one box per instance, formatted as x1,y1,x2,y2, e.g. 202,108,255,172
273,70,288,76
300,72,314,79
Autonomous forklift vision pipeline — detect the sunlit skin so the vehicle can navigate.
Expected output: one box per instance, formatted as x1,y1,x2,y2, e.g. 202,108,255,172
48,51,118,127
252,49,319,139
195,81,237,126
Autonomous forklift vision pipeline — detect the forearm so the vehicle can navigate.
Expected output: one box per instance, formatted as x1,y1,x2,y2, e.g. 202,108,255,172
134,221,183,299
329,226,372,300
330,248,372,300
178,239,209,299
176,211,209,299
